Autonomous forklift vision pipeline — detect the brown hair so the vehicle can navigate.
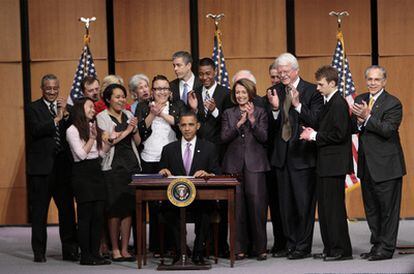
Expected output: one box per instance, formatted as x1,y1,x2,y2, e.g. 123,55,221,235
230,78,257,105
315,65,339,86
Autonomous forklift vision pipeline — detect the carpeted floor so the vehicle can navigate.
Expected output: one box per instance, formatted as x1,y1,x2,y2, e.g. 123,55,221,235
1,220,414,274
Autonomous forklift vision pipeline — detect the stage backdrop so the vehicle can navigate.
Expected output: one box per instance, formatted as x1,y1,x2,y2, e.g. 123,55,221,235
0,0,412,224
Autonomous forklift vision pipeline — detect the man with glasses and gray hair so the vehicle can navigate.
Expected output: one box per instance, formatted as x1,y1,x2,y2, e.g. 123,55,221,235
264,53,323,259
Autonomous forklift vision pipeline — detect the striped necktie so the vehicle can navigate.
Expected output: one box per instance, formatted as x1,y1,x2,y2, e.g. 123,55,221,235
49,103,62,153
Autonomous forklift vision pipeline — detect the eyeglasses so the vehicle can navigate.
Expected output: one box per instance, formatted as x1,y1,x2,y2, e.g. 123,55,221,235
153,87,170,92
43,87,59,92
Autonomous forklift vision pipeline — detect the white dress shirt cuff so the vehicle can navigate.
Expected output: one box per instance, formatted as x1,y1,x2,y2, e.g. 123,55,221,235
310,131,317,141
272,110,280,119
295,103,302,113
211,108,219,118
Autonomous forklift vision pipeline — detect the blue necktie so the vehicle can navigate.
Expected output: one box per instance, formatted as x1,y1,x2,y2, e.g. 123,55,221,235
182,83,189,105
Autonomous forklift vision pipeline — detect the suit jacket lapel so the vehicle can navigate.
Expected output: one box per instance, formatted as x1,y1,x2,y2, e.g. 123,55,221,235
175,141,187,175
371,90,387,113
189,139,201,175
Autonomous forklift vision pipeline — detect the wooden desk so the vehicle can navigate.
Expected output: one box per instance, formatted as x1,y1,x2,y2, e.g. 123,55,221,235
130,177,239,269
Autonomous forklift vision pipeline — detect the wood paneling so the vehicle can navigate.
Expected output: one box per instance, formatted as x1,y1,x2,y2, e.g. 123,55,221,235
0,0,21,62
295,0,371,56
0,187,28,224
114,0,190,61
297,56,371,93
28,0,107,60
378,0,414,56
380,56,414,217
30,60,108,100
198,0,286,58
226,58,279,96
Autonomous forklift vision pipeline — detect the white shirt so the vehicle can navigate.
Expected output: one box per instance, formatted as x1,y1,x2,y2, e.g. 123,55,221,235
310,89,338,141
179,73,195,99
363,88,384,126
202,81,219,118
141,105,177,162
181,136,197,163
66,124,106,162
272,77,301,119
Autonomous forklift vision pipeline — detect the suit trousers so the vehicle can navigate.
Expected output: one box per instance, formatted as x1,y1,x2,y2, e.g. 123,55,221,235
276,165,316,253
235,168,268,255
77,201,105,259
29,153,78,256
361,159,402,256
317,175,352,257
266,168,287,252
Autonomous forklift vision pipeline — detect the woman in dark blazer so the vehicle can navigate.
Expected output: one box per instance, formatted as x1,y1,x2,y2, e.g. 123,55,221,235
221,78,271,261
66,98,111,265
135,75,186,256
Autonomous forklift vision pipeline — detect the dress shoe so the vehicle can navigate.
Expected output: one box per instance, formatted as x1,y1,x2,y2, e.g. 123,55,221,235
34,254,46,263
122,255,136,262
360,251,374,259
312,253,327,259
368,253,392,261
323,254,353,261
287,250,311,260
192,254,206,264
235,253,246,260
257,253,267,261
80,256,109,266
94,255,112,265
272,249,289,258
111,256,124,262
62,252,80,261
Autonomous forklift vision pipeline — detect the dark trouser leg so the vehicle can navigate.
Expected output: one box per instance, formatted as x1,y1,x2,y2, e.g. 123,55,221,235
193,202,212,255
90,201,105,257
317,176,330,255
77,202,93,259
275,166,296,252
52,154,78,254
266,168,286,252
289,167,316,253
235,176,249,254
244,170,268,255
361,163,382,252
318,176,352,257
30,175,52,256
372,177,402,256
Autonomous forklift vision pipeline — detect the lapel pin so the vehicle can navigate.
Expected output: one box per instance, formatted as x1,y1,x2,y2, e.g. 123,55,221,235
197,150,200,153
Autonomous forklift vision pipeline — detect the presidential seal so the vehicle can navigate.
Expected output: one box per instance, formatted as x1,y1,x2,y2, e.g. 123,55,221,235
167,178,196,207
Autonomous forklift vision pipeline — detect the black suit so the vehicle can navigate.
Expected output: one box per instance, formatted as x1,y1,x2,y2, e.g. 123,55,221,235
314,92,353,257
26,98,78,258
352,90,406,257
194,83,232,255
159,138,221,255
265,78,323,254
170,76,202,105
194,84,231,159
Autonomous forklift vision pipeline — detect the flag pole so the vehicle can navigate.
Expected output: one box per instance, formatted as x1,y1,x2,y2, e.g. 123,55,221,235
207,13,225,83
329,11,349,98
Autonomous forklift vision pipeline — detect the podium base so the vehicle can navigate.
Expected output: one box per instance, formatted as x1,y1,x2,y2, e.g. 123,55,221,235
157,256,211,271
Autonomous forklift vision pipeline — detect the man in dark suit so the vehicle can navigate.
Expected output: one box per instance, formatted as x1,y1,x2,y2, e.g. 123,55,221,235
264,61,287,257
351,65,406,261
264,53,323,259
26,74,78,263
159,112,221,264
170,51,202,106
187,57,231,257
300,65,353,261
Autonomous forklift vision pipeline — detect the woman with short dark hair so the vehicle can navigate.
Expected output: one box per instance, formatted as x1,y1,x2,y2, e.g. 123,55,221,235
97,83,141,262
221,78,270,261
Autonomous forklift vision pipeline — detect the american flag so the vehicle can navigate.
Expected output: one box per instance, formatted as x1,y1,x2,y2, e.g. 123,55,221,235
331,30,360,188
68,45,97,104
212,29,230,89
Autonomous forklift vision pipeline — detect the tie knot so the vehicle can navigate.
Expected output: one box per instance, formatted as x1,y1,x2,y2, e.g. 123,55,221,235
186,142,192,148
50,103,55,109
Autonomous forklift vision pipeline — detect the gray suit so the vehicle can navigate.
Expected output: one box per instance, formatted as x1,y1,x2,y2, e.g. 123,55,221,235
221,106,270,255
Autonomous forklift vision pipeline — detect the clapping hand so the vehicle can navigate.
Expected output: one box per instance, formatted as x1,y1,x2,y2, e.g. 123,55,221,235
267,88,279,110
188,91,198,111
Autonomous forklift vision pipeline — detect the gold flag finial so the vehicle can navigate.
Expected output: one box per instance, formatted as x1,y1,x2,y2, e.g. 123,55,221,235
206,13,225,30
79,17,96,45
329,11,349,29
